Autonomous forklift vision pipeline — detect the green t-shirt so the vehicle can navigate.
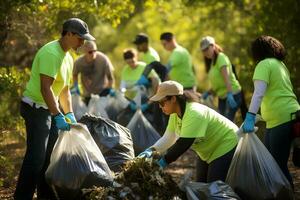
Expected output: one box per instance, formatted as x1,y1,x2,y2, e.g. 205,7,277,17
208,52,241,98
23,40,73,105
141,47,160,64
166,102,238,163
168,45,196,88
253,58,300,128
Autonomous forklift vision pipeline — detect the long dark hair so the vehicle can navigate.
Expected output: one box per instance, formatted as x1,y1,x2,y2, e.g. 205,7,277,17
251,35,286,63
203,44,223,73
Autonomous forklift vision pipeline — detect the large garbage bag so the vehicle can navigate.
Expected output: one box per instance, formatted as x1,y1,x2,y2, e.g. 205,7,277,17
226,133,293,200
106,91,130,121
72,94,87,120
45,124,113,199
87,94,109,118
126,109,161,155
184,181,240,200
79,115,135,172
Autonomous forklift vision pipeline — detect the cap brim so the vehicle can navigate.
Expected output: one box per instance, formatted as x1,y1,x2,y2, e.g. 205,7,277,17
79,33,96,41
149,93,165,102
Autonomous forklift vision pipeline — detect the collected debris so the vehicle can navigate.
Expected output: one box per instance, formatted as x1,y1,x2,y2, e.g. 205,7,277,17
82,158,186,200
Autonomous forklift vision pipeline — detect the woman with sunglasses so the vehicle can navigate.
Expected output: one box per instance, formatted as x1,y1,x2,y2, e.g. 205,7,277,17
138,80,238,182
200,36,242,121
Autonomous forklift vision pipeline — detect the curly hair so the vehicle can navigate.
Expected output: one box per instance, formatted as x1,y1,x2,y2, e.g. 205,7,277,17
251,35,286,63
123,48,137,60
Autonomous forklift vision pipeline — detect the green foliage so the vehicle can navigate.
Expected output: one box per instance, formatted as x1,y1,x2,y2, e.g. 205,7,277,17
0,154,14,187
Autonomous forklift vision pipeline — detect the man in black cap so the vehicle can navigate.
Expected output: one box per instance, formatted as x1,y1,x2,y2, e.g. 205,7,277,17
14,18,95,200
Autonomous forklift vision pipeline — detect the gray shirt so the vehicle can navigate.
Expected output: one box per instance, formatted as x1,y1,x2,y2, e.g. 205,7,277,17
73,51,114,97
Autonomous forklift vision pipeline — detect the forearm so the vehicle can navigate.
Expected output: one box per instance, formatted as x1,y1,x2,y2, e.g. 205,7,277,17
59,86,73,114
221,66,232,92
152,132,178,154
41,87,60,115
248,80,267,114
163,137,195,164
73,74,78,85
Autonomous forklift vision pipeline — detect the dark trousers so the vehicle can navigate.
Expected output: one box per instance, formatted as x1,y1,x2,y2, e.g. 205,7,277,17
218,92,242,122
196,147,236,183
14,101,58,200
264,121,294,188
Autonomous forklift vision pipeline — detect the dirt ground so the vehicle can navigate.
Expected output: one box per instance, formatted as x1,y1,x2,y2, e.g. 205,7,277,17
0,135,299,200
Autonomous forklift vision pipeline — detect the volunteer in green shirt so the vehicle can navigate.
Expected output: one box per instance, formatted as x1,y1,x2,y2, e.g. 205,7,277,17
160,32,196,90
200,36,242,121
120,49,160,112
242,35,300,187
14,18,95,200
138,80,238,182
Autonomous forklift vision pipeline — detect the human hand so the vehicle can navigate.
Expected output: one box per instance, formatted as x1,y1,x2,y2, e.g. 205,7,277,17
136,75,150,87
242,112,256,133
129,101,137,112
65,112,77,124
137,148,153,158
141,103,149,112
54,113,70,131
70,82,80,95
226,92,237,109
157,157,168,169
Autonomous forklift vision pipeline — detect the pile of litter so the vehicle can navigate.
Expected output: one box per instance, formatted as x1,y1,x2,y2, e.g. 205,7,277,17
82,158,185,200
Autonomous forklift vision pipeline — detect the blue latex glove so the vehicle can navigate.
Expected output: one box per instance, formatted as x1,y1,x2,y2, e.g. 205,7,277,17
54,113,70,131
70,82,80,95
157,157,168,169
108,88,116,97
136,75,150,87
202,91,210,100
242,112,256,133
226,92,238,109
141,103,150,112
129,101,137,112
137,148,153,158
65,112,77,123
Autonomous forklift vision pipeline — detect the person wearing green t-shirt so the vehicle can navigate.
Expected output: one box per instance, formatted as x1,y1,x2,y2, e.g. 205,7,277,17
160,32,196,90
120,49,160,113
242,36,300,187
14,18,95,200
200,36,242,122
138,80,238,182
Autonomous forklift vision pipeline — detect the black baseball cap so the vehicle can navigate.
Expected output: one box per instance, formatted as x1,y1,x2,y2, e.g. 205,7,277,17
63,18,95,41
133,33,149,44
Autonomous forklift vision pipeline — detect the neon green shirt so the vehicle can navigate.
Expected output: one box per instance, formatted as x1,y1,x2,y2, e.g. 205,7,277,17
253,58,300,128
208,52,241,98
166,102,238,163
141,47,160,64
168,45,196,88
23,40,73,105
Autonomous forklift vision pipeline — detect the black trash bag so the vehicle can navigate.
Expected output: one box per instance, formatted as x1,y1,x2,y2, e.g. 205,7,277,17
226,133,294,200
106,91,130,121
45,124,114,200
293,138,300,167
79,114,135,172
126,110,161,155
116,106,134,127
184,180,240,200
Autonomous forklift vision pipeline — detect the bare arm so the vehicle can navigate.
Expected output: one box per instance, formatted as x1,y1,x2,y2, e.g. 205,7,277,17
106,58,115,88
220,66,232,92
40,74,60,115
59,85,73,114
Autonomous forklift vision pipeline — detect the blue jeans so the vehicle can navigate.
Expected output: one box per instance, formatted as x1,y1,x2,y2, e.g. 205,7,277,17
218,92,242,121
265,120,294,188
14,101,58,200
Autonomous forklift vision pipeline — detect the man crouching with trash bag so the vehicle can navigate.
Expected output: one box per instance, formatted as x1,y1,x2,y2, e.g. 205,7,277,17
14,18,95,200
138,80,238,183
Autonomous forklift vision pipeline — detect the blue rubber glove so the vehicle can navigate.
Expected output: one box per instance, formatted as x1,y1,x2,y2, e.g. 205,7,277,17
202,91,210,100
242,112,256,133
129,101,137,112
226,92,238,109
157,157,168,169
54,113,70,131
65,112,77,124
108,88,116,97
136,75,150,87
137,148,153,158
141,103,149,112
70,82,80,95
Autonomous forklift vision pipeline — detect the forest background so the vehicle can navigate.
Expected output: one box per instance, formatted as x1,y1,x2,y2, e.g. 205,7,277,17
0,0,300,188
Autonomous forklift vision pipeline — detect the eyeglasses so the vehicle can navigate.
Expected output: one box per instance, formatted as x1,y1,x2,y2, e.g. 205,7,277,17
158,97,169,107
88,50,96,54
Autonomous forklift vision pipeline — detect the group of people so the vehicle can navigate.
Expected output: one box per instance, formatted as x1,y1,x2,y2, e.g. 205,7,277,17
15,16,299,200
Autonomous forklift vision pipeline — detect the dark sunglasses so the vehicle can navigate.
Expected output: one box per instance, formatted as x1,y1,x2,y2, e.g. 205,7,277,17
158,97,170,107
88,50,96,54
